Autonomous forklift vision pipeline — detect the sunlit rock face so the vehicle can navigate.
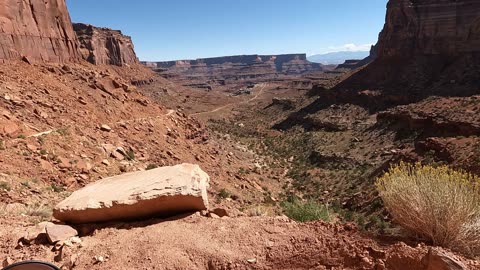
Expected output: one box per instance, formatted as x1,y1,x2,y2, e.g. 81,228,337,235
0,0,80,63
73,23,139,66
376,0,480,58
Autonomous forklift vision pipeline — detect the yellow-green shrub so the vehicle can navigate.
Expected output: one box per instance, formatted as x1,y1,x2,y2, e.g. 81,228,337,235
376,162,480,256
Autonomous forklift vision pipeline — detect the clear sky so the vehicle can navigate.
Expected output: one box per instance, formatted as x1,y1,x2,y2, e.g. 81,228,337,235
66,0,388,61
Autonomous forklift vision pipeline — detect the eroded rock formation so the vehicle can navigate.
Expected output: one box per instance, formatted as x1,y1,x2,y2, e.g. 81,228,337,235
376,0,480,58
0,0,80,63
143,54,323,81
73,23,139,66
337,0,480,101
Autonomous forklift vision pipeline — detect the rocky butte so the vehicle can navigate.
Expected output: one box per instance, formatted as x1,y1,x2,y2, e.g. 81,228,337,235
73,23,139,66
0,0,80,63
337,0,480,99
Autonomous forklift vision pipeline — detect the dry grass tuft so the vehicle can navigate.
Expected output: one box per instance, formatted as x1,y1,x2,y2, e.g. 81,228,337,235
376,162,480,256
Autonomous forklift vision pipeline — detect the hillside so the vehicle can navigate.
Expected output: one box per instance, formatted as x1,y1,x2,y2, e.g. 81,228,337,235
0,0,479,269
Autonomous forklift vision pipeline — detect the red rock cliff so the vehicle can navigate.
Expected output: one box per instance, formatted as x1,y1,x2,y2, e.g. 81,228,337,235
338,0,480,98
376,0,480,57
0,0,80,63
73,23,139,66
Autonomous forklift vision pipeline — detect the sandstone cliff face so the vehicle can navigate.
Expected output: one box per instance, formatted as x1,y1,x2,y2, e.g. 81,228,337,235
0,0,80,63
73,23,139,66
376,0,480,58
337,0,480,100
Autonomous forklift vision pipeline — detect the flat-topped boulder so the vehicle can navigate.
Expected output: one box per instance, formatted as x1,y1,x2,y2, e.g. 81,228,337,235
53,163,210,224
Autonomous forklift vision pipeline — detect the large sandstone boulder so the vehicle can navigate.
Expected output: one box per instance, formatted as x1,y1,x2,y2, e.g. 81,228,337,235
53,164,209,224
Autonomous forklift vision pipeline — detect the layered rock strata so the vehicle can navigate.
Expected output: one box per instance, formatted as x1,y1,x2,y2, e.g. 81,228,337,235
0,0,80,63
73,23,139,66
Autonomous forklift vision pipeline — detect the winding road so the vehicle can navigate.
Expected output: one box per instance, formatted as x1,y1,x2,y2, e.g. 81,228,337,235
190,83,267,117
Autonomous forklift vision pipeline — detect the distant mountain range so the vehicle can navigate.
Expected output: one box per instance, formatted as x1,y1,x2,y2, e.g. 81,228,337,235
308,51,370,65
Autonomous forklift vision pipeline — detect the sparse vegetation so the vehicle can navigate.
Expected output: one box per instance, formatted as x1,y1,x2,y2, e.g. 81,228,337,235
24,204,52,219
281,197,330,222
56,127,69,136
218,188,231,199
125,148,135,161
51,183,65,193
376,162,480,256
0,181,11,191
146,164,158,170
17,134,26,139
247,205,276,217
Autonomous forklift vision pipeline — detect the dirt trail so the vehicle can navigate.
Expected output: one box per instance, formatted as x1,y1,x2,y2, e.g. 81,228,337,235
190,84,267,117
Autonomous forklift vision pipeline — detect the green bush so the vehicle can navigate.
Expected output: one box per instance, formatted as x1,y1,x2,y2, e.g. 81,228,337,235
218,188,231,199
281,198,330,222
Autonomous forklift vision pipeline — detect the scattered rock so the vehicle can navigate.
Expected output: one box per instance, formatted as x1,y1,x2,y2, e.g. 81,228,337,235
21,56,32,64
208,212,220,219
93,256,105,264
422,248,467,270
100,124,112,132
210,208,229,218
46,224,78,244
101,159,110,166
2,257,13,268
22,221,55,244
53,164,210,223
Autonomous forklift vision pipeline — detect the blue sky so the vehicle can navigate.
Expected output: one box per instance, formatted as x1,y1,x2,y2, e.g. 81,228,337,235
66,0,388,61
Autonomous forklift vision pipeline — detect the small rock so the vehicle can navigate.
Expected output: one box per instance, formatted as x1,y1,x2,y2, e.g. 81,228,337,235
58,157,71,169
22,221,55,243
94,256,105,264
22,56,32,64
46,224,78,244
247,258,257,264
210,208,229,218
102,159,110,166
207,212,220,219
100,125,112,132
422,248,467,270
2,257,13,268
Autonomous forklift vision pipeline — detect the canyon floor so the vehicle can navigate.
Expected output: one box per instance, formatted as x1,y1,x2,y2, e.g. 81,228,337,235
0,61,479,269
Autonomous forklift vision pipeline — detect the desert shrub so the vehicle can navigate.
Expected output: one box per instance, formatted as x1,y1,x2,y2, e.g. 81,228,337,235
218,188,231,199
246,205,275,217
24,204,52,219
125,149,135,161
0,181,11,191
281,198,330,222
376,162,480,256
146,164,158,170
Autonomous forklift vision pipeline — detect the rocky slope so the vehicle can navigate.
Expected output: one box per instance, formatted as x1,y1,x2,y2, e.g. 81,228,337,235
336,0,480,102
0,0,80,63
74,23,139,66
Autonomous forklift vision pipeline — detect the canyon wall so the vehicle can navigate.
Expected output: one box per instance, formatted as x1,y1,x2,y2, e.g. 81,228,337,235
143,54,323,79
74,23,139,66
0,0,80,63
338,0,480,98
376,0,480,58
